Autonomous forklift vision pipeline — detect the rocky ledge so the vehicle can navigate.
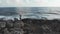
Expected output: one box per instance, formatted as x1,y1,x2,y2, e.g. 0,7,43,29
0,18,60,34
22,18,60,34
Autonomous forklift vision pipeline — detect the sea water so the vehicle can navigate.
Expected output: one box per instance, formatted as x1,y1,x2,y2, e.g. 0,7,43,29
0,7,60,20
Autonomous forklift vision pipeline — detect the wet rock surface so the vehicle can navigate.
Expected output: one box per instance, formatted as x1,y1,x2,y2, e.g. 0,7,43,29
22,18,60,34
0,18,60,34
0,19,24,34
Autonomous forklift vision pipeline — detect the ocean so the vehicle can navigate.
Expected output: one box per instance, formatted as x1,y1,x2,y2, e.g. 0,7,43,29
0,7,60,20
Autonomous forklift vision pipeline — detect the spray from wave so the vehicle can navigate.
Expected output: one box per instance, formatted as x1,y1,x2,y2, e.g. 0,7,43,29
17,7,60,20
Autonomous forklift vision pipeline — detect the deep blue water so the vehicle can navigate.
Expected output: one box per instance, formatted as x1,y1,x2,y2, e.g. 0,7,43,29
0,7,19,20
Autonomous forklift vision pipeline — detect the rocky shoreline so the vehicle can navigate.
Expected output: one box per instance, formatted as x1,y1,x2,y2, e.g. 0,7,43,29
0,18,60,34
22,18,60,34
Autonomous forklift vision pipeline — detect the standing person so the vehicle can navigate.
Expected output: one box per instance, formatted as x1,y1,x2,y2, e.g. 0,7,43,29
20,15,22,20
